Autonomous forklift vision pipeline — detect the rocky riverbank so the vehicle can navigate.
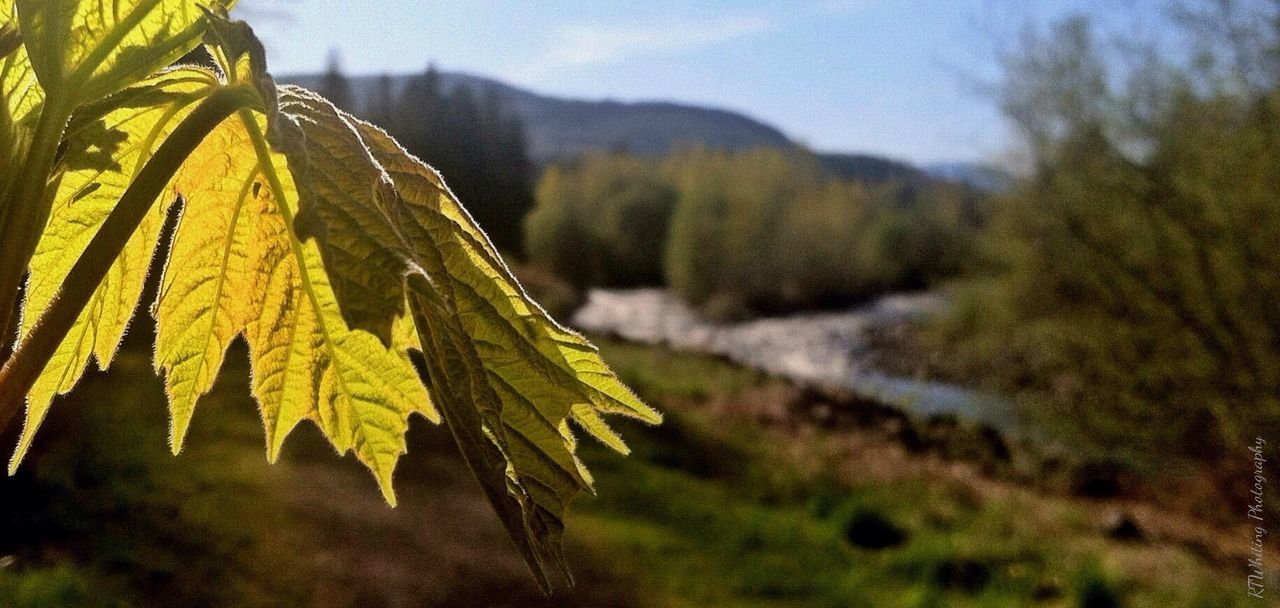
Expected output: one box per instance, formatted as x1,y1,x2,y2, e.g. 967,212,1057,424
572,289,1016,430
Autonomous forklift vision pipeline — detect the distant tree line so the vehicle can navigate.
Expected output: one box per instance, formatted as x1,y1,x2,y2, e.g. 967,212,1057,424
526,148,986,318
318,56,534,253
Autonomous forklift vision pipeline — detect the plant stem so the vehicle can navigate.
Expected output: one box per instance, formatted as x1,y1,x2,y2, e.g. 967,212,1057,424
0,85,256,437
0,95,71,364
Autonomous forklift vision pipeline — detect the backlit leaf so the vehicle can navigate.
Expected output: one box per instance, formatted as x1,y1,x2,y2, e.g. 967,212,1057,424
154,104,437,503
1,2,39,168
15,0,234,104
10,67,216,472
273,87,661,585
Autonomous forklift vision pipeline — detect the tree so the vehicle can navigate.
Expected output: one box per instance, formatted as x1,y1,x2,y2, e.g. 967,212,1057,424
526,154,677,287
383,66,535,254
318,49,353,112
661,148,980,317
953,0,1280,460
367,74,396,127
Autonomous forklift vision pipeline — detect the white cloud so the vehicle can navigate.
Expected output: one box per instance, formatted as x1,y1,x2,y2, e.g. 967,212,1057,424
517,14,772,80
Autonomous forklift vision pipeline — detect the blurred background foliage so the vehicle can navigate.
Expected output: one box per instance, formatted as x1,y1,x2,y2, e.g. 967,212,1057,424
916,8,1280,468
526,148,986,318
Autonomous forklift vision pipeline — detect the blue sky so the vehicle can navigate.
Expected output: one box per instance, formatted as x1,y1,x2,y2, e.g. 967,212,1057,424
243,0,1160,165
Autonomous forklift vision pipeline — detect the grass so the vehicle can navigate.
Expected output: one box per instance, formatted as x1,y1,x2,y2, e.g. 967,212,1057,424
595,337,771,402
0,335,1250,607
0,344,309,608
566,338,1248,608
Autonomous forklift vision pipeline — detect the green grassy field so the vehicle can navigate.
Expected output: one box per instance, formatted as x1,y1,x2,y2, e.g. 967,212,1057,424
576,340,1244,608
0,336,1248,607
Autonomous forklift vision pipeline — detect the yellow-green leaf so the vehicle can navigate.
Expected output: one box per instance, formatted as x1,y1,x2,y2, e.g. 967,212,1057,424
15,0,233,105
7,10,658,588
9,67,216,472
11,65,438,507
1,3,39,170
154,105,437,504
273,87,660,586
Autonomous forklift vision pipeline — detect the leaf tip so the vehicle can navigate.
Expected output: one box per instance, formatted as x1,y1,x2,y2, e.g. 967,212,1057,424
376,474,398,508
367,453,400,507
6,441,29,476
416,405,442,426
7,397,50,476
168,415,193,457
265,439,282,465
264,417,298,465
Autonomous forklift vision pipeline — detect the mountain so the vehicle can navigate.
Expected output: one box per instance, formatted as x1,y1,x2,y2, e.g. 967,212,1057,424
816,153,924,186
285,71,794,163
285,70,1007,191
923,162,1013,192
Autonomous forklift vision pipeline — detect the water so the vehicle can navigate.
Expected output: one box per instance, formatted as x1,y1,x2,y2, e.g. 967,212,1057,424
573,289,1016,431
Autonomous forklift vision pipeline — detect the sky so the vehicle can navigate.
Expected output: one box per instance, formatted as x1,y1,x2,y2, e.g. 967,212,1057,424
242,0,1163,166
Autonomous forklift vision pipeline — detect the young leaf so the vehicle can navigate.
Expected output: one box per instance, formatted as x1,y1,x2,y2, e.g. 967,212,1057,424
272,88,661,584
153,104,437,502
1,4,39,160
9,67,217,471
15,0,234,105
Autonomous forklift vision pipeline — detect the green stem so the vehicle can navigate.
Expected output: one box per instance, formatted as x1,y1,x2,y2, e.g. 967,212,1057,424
0,94,71,362
0,85,257,437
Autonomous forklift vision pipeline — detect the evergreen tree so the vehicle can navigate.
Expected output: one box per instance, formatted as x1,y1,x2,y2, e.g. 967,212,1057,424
319,50,354,112
385,65,535,254
367,74,396,127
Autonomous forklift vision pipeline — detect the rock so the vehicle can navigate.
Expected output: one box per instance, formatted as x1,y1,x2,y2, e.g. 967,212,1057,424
809,402,835,427
976,425,1011,463
1070,461,1128,498
1032,578,1064,600
933,558,991,593
1080,579,1123,608
1106,513,1145,542
843,509,909,550
897,422,927,453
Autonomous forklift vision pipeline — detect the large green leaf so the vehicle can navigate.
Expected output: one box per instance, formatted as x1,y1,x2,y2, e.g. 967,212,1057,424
154,101,436,501
15,0,233,105
13,34,438,505
273,87,661,585
9,66,217,472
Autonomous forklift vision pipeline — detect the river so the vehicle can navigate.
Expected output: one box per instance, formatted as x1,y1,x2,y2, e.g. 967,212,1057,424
572,289,1017,431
